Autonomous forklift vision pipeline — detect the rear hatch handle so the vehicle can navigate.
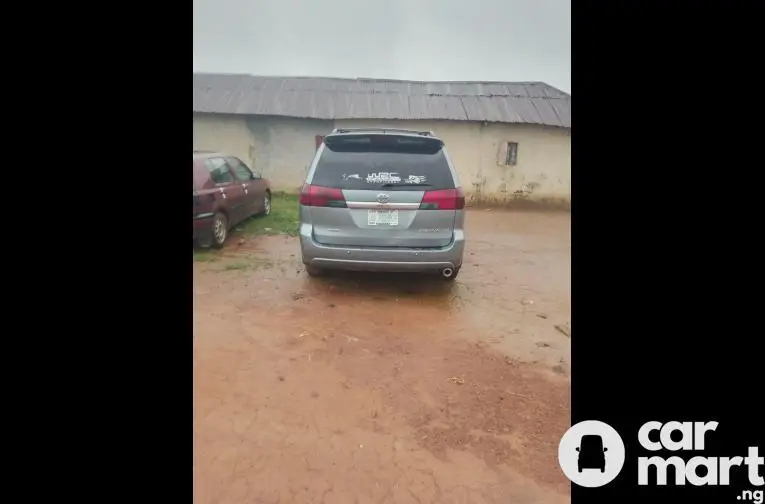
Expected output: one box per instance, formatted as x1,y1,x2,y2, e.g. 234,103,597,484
380,183,433,188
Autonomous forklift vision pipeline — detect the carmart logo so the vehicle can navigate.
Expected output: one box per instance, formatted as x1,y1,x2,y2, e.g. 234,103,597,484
558,420,764,495
558,420,626,487
636,421,763,487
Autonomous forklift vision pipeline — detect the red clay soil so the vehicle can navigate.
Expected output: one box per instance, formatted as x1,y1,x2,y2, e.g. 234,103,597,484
194,210,571,504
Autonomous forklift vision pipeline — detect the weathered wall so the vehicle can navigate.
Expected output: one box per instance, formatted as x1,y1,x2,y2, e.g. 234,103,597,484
245,116,333,192
193,113,332,192
194,114,570,207
333,119,570,207
193,113,253,171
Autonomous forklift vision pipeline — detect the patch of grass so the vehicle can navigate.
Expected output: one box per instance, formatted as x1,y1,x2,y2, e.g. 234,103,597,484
222,262,250,271
217,258,274,272
193,250,218,262
238,192,299,237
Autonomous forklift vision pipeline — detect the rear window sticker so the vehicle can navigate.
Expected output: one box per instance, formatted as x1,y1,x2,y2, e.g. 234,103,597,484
366,172,401,184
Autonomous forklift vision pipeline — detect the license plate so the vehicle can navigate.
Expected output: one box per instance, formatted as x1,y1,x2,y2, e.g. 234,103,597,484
367,209,399,226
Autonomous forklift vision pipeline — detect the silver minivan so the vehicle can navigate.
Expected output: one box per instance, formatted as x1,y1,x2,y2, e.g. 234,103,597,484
299,128,466,280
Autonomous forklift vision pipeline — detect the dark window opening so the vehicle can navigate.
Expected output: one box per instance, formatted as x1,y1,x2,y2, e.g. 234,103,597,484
205,157,234,184
313,134,454,191
505,142,518,166
226,157,256,181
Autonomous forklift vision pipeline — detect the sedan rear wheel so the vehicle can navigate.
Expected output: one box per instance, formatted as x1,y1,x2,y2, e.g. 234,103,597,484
263,192,271,216
211,212,228,249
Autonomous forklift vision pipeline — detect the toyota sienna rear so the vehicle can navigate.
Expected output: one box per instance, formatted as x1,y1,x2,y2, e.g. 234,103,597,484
299,128,466,280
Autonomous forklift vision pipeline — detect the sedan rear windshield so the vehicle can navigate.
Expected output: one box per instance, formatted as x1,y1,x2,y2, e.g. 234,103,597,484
312,134,456,191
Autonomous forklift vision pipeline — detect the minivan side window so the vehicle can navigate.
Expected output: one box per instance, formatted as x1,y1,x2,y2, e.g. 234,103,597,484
226,157,258,181
205,158,235,184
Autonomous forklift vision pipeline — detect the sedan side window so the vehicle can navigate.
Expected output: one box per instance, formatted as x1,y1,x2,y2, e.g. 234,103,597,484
205,158,234,185
227,157,258,181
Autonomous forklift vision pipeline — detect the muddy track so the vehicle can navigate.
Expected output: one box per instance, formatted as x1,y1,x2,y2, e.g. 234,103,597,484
194,210,571,504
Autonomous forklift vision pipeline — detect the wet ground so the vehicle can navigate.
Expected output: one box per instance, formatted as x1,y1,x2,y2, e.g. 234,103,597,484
194,210,571,504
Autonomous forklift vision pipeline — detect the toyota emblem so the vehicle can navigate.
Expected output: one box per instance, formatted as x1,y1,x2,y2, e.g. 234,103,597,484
376,193,390,204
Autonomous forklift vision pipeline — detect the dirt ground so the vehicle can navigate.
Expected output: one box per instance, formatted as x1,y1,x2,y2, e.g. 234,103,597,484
194,210,571,504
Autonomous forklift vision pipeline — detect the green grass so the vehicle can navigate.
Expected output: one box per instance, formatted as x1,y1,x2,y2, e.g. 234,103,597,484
222,262,250,270
238,192,299,237
219,258,274,272
193,250,218,262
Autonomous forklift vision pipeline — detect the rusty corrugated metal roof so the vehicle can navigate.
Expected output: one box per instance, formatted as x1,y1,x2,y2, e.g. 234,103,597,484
193,74,571,128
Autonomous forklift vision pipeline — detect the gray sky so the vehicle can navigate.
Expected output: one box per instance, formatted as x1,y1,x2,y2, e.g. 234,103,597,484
193,0,570,93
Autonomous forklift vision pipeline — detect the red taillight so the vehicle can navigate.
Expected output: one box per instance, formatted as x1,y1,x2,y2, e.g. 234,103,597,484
419,188,465,210
299,184,347,208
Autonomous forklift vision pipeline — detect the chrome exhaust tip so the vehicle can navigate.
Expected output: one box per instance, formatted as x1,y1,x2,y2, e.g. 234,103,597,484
441,267,454,278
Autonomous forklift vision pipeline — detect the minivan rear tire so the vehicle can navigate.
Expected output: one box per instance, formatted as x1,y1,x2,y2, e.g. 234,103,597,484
305,265,325,277
211,212,228,249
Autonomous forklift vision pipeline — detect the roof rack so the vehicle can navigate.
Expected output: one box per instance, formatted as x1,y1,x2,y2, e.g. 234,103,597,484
331,127,434,137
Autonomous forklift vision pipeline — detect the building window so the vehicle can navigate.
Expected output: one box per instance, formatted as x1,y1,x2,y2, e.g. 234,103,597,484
505,142,518,166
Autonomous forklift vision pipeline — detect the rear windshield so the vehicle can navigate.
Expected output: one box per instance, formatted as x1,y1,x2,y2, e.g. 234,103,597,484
312,134,455,191
193,159,210,190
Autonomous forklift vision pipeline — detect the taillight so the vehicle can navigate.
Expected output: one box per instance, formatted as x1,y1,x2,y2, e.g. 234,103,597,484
299,184,347,208
419,188,465,210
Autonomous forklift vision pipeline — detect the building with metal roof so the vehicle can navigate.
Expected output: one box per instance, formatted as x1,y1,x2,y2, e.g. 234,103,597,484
193,74,571,206
193,74,570,128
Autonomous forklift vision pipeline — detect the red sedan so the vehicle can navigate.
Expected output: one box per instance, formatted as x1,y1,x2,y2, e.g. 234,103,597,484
193,150,271,248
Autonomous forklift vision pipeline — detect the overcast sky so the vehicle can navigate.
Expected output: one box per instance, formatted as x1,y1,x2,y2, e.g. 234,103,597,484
193,0,570,93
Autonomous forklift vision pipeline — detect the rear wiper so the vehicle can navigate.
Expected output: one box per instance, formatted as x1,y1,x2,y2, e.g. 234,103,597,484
381,183,433,188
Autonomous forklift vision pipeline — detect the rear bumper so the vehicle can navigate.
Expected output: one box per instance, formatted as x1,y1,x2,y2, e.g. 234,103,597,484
299,224,465,272
193,214,214,244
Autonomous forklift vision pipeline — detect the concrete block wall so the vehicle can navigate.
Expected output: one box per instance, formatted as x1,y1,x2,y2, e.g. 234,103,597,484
193,113,570,207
